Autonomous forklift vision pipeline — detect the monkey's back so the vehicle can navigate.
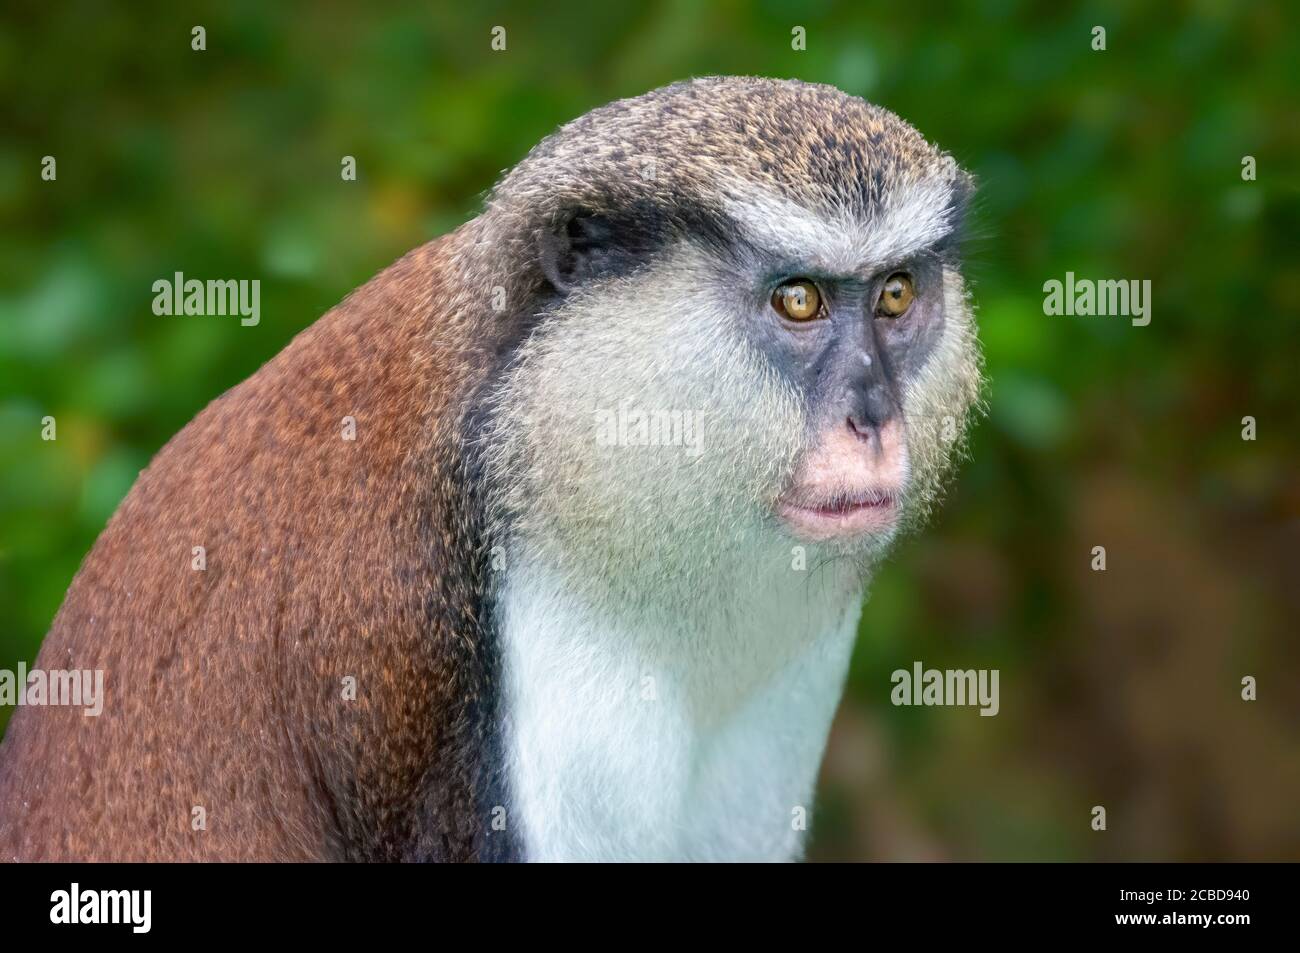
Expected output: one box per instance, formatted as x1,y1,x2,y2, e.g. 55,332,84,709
0,234,509,861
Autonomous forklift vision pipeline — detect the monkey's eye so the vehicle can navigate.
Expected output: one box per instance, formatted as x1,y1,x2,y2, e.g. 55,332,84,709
771,279,824,321
875,273,915,318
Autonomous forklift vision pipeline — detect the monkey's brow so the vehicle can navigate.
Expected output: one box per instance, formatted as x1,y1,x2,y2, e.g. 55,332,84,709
718,181,961,277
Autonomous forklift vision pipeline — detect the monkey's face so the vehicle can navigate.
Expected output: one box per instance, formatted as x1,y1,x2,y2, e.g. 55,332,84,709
719,182,980,549
485,204,979,586
483,80,981,590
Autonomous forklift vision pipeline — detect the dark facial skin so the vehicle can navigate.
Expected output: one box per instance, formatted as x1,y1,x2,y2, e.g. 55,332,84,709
724,249,951,444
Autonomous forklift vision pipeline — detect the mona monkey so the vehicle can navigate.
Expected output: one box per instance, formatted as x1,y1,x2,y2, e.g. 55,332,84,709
0,77,982,862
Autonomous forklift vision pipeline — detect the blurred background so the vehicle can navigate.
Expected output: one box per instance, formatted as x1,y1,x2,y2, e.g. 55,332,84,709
1,1,1297,860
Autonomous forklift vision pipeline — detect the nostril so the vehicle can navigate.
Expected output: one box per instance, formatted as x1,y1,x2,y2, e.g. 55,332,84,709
846,415,874,441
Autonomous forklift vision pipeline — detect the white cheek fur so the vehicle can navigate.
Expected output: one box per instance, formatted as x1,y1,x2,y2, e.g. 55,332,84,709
482,247,808,589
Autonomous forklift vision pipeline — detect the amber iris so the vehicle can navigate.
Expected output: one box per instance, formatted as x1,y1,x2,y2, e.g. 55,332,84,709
772,280,823,321
876,273,914,317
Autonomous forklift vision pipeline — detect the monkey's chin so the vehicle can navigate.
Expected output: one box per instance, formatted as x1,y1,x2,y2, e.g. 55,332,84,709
775,493,901,543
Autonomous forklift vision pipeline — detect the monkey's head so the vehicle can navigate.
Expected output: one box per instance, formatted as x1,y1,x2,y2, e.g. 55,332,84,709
479,77,982,593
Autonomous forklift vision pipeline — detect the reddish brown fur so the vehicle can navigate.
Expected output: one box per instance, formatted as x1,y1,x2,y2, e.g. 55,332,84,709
0,236,511,860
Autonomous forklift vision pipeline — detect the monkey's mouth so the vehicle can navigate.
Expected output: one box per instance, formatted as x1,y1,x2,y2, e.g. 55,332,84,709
776,488,900,541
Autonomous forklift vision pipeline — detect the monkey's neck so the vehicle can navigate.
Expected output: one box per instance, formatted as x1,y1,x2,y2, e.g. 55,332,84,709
494,543,864,861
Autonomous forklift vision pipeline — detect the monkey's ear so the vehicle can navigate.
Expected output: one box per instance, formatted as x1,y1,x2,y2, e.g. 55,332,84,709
946,169,977,236
538,212,617,294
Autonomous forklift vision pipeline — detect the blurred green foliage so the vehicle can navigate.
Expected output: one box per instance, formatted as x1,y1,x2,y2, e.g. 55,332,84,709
1,0,1297,859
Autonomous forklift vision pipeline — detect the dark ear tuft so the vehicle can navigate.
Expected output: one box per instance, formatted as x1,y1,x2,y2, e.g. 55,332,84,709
538,212,617,295
946,170,976,232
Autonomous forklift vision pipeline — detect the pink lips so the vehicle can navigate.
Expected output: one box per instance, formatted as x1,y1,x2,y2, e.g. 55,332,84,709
776,490,899,541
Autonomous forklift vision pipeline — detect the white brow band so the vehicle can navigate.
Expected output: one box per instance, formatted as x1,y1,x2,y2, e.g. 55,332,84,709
720,179,956,274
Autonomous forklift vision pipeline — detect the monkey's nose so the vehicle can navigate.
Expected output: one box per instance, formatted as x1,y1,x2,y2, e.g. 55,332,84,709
846,414,880,448
847,384,893,444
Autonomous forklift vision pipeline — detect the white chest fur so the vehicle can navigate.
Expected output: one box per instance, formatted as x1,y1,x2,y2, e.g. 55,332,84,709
497,552,864,862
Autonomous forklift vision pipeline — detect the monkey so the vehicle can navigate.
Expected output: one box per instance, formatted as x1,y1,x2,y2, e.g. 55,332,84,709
0,76,982,862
